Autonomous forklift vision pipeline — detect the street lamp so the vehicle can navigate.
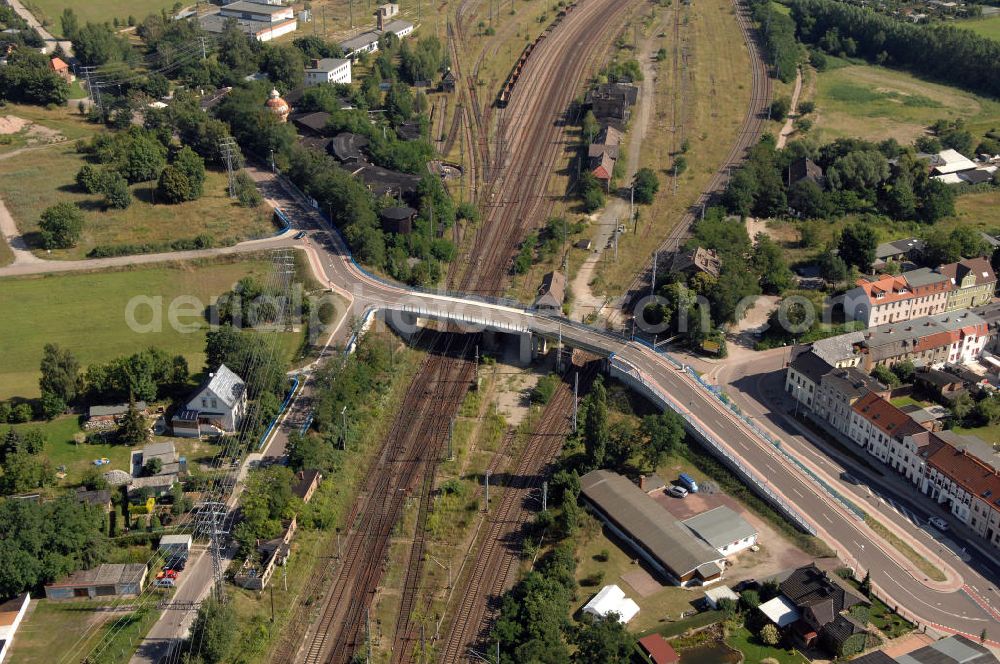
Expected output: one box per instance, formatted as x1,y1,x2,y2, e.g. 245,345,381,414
793,384,802,419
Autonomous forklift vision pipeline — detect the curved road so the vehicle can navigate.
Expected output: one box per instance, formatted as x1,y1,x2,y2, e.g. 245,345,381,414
266,174,1000,643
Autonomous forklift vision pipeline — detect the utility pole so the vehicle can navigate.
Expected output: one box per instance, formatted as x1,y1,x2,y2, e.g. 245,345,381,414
484,471,491,511
474,344,480,388
448,418,455,461
651,251,657,297
270,585,275,622
572,372,579,432
200,36,207,60
340,405,348,450
556,325,563,372
542,481,547,511
630,186,635,232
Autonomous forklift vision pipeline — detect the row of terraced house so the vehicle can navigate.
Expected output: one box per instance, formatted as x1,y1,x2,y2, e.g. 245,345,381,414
785,347,1000,550
844,257,996,328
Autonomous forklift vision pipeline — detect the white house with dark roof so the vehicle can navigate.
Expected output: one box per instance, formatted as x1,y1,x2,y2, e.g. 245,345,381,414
171,364,247,437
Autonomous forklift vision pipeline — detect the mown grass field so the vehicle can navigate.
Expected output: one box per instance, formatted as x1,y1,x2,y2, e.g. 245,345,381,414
10,599,162,664
22,0,180,36
0,139,276,259
959,15,1000,41
0,258,279,400
809,58,1000,143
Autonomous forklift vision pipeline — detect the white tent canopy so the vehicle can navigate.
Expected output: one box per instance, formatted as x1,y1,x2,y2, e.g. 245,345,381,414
582,585,641,624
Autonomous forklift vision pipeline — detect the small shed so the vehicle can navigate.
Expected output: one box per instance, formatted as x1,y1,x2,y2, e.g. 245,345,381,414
380,206,417,235
159,534,193,560
441,69,457,93
44,564,148,599
703,584,739,609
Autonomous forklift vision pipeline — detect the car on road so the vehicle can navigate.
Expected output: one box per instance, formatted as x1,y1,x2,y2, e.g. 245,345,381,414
840,471,861,485
294,230,307,240
666,485,688,499
928,516,949,531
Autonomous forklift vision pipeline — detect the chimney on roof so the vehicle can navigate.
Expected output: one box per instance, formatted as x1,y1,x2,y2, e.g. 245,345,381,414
639,474,646,491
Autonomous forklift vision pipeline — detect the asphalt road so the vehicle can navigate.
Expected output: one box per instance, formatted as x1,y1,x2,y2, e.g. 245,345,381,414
262,175,1000,640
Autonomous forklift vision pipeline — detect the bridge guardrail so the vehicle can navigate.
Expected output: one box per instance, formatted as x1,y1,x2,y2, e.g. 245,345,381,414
610,355,817,536
683,367,867,521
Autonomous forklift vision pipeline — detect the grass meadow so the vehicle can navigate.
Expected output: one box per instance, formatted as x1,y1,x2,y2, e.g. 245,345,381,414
958,15,1000,41
0,258,280,400
810,58,1000,143
22,0,180,36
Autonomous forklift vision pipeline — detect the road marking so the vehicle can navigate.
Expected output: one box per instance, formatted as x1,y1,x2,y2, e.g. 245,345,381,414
822,513,833,524
792,488,804,498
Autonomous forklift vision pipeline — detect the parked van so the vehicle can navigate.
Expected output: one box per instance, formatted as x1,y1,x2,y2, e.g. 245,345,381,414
678,473,699,493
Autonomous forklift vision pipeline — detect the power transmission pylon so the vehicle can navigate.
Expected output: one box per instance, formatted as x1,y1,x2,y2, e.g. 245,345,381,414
219,137,242,199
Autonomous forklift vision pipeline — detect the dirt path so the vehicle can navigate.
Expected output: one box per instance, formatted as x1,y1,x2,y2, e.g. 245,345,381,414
776,67,803,150
569,24,659,320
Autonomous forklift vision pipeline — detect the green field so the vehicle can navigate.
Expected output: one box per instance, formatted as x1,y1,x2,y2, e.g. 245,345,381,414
959,15,1000,41
10,598,162,664
0,137,276,259
0,258,280,400
811,59,1000,143
22,0,181,36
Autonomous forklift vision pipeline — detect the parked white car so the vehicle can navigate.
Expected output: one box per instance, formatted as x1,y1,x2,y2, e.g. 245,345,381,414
666,485,688,499
928,516,949,531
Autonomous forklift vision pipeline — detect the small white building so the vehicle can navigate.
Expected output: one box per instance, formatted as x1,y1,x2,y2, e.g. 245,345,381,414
703,585,739,610
158,534,193,560
304,58,352,86
582,585,640,624
381,19,414,40
171,364,248,437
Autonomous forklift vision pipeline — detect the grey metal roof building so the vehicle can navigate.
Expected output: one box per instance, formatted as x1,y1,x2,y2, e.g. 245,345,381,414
895,635,999,664
681,506,757,552
580,470,723,586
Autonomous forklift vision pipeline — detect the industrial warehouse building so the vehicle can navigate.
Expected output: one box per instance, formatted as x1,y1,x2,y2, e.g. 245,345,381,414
580,470,728,586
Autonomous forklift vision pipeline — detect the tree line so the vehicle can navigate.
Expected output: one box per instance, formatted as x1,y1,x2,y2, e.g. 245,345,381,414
789,0,1000,97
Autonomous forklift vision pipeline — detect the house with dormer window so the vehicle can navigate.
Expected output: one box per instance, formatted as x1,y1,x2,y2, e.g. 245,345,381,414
170,364,247,438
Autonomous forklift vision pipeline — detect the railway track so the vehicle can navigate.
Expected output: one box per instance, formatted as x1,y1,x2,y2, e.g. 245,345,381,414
622,0,772,308
437,356,600,663
293,0,642,661
293,333,476,664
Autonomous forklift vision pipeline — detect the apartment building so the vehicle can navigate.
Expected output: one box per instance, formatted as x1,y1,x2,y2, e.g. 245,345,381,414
852,311,989,371
844,270,949,328
923,436,1000,546
813,367,889,439
845,259,997,328
939,257,997,311
848,392,929,468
